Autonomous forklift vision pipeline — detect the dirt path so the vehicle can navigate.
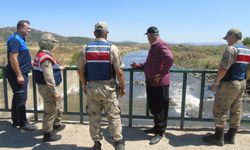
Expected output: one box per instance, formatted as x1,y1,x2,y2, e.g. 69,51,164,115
0,120,249,150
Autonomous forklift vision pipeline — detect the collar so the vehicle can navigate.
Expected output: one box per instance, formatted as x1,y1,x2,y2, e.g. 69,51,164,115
151,38,161,46
15,32,25,41
95,38,107,42
39,49,51,55
233,40,243,46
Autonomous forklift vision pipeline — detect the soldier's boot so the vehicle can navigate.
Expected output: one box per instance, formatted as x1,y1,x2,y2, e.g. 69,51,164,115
92,141,101,150
53,124,66,133
114,140,125,150
203,127,224,146
43,132,62,142
224,128,237,144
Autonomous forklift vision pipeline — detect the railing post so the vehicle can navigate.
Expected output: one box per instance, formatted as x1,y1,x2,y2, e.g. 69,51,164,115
79,81,83,124
199,72,206,119
128,70,134,127
180,72,187,130
63,69,68,113
3,67,9,110
32,70,38,122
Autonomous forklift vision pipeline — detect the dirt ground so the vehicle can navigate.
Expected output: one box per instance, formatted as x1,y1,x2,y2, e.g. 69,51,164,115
0,119,250,150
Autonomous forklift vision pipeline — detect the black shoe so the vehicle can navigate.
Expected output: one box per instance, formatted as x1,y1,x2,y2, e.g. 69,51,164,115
203,133,224,146
21,123,38,131
92,141,101,150
149,134,163,145
114,141,125,150
43,132,62,142
144,127,157,134
224,128,237,144
12,122,19,128
53,124,65,133
203,127,224,146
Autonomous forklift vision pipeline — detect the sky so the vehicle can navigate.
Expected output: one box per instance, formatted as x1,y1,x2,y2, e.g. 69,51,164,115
1,0,250,43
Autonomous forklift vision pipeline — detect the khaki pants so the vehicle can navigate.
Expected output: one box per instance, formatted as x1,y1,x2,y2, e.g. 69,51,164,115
213,80,246,128
38,84,63,132
86,81,122,142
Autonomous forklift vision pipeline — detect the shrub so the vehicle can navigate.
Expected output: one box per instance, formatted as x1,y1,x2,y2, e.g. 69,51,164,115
70,51,81,66
243,37,250,46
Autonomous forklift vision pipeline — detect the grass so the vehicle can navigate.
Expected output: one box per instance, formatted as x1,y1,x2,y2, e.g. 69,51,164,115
0,42,228,70
172,44,225,69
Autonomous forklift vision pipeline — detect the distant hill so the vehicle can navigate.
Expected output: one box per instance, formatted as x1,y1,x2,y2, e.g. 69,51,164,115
0,27,147,46
179,42,225,46
0,27,226,47
0,27,93,44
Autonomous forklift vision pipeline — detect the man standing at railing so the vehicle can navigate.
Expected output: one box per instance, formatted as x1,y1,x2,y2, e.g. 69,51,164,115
33,33,67,142
77,21,126,150
6,20,37,131
131,26,173,145
203,28,249,146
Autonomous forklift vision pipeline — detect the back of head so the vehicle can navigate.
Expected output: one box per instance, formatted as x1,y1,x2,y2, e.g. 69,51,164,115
94,21,109,38
38,33,58,50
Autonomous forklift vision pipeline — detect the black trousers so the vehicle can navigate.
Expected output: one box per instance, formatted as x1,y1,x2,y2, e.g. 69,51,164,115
146,85,169,135
7,72,29,127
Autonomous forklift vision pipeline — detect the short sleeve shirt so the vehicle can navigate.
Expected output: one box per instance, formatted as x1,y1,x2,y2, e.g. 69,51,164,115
219,46,238,70
7,33,32,74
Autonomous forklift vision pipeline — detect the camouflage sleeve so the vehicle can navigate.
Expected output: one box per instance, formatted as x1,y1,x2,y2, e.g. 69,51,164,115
219,46,237,70
41,60,59,95
77,45,86,71
110,45,124,70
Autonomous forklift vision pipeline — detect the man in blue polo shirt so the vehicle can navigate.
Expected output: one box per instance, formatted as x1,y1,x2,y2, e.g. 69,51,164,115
6,20,37,131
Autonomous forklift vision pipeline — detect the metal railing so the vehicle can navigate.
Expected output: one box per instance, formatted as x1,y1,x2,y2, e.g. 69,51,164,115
1,66,249,130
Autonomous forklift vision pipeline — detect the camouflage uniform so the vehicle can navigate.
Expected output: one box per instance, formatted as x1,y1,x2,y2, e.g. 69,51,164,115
35,33,63,133
203,29,247,146
78,39,123,142
213,42,246,128
37,59,63,133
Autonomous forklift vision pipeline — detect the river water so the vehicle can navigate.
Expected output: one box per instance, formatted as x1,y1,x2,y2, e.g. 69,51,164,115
1,50,250,122
121,50,250,119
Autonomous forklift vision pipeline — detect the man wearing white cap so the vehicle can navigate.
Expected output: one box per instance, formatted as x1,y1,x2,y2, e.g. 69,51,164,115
77,22,125,150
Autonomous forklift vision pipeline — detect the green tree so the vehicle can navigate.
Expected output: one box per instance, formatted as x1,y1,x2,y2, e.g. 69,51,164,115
243,37,250,46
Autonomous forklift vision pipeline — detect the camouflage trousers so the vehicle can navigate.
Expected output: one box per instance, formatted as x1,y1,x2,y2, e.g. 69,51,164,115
38,84,63,133
86,80,122,142
213,80,246,129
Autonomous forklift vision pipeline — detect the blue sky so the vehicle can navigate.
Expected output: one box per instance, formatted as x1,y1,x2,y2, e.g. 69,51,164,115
1,0,250,43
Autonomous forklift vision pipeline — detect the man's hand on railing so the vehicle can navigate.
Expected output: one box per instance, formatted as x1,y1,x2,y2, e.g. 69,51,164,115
130,62,142,69
60,65,69,70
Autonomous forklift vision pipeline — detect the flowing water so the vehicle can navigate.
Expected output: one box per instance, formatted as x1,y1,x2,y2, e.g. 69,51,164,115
1,50,250,122
121,50,250,119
